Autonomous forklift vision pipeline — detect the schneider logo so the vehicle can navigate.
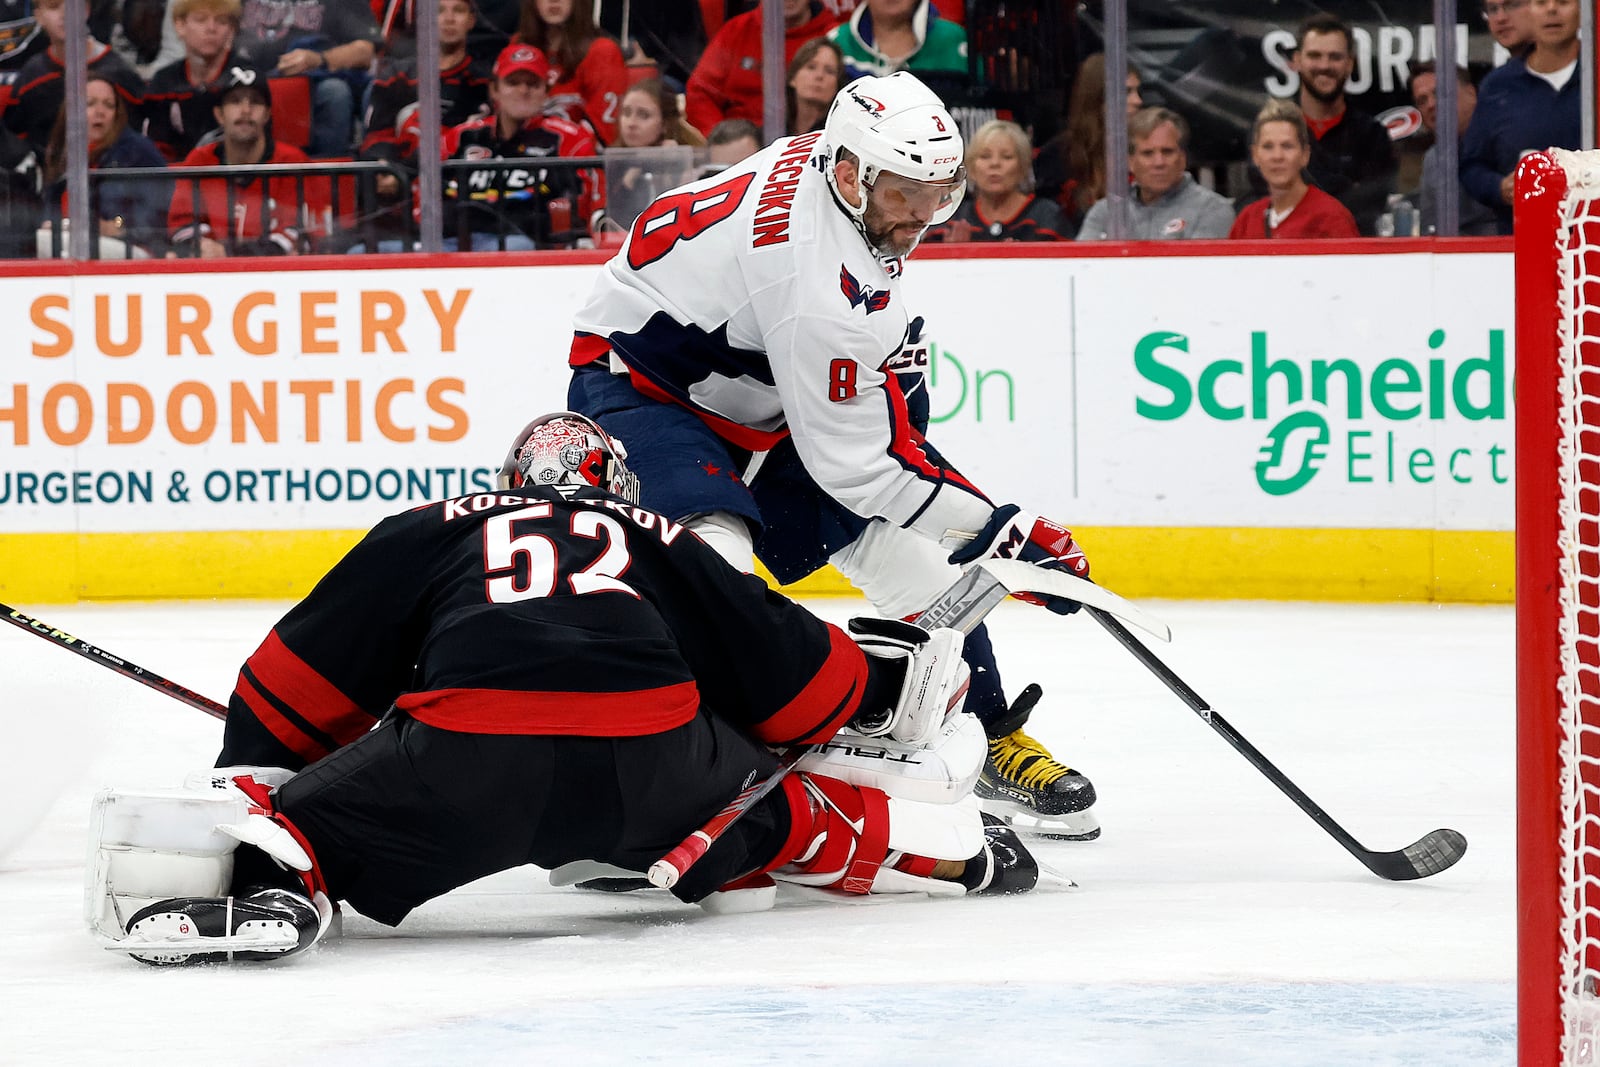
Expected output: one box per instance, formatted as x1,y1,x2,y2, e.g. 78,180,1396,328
1255,409,1330,496
1135,328,1509,496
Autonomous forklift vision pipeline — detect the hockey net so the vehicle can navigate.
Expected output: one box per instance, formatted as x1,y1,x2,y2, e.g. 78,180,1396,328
1519,148,1600,1067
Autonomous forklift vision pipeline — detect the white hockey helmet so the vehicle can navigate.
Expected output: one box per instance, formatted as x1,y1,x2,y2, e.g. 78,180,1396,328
824,71,967,228
496,411,641,504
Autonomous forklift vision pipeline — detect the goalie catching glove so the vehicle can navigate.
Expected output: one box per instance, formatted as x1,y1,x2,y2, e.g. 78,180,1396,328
948,504,1089,616
847,617,969,747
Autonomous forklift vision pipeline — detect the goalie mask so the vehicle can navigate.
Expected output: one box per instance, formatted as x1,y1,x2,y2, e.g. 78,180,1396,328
495,411,641,504
823,72,966,254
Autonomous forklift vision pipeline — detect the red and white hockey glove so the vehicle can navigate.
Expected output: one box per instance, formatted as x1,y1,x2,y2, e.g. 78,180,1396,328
948,504,1090,616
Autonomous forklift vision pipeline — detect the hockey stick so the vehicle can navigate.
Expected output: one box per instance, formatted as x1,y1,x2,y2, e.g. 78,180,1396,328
644,559,1126,890
0,603,228,721
1087,607,1467,881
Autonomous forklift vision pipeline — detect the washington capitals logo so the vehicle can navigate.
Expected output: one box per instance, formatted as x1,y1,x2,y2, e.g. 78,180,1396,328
840,264,891,314
847,90,885,115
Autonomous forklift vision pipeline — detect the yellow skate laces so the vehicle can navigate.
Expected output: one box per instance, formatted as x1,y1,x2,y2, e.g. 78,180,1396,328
988,729,1077,789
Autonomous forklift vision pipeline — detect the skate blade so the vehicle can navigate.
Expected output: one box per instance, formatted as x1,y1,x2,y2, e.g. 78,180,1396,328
103,928,300,958
1034,858,1080,889
978,799,1101,841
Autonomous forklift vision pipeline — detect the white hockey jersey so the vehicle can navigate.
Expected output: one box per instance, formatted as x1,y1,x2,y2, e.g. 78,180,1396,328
570,130,995,544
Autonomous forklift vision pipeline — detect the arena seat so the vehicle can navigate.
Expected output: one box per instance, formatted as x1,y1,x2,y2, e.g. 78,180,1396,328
268,75,313,151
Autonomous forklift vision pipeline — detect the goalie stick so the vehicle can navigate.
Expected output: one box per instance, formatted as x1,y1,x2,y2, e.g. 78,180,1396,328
644,560,1155,890
0,602,228,721
1087,607,1467,881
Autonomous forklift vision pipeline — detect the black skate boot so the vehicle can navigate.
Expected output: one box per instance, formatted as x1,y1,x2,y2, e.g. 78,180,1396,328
122,886,322,966
974,684,1101,841
957,813,1040,895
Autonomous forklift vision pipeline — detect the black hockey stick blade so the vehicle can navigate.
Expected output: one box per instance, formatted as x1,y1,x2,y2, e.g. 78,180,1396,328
1363,827,1469,881
1087,605,1468,882
0,602,228,721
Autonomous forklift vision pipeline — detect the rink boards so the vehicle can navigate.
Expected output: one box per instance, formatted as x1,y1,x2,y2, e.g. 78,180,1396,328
0,242,1513,603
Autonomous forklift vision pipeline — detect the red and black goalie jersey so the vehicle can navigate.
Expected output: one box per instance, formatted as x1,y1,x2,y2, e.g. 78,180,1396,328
219,486,869,771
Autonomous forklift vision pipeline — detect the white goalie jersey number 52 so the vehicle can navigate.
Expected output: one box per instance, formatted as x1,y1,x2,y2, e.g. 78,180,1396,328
483,504,637,604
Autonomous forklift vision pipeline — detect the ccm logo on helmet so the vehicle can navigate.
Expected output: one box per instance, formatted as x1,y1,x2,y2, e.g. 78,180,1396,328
932,156,958,164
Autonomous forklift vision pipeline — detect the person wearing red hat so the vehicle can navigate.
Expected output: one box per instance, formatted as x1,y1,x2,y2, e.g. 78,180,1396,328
439,41,602,249
515,0,628,145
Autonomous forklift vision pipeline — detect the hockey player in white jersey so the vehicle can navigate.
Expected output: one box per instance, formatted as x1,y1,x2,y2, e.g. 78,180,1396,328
566,71,1098,839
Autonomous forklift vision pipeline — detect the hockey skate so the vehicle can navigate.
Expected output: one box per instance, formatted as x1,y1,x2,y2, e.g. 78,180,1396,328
116,886,324,966
955,813,1040,895
974,684,1101,841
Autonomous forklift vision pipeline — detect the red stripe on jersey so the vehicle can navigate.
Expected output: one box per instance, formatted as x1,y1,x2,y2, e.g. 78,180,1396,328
626,369,789,452
881,376,984,497
234,672,330,766
247,631,376,746
569,332,611,366
396,681,701,735
752,625,867,746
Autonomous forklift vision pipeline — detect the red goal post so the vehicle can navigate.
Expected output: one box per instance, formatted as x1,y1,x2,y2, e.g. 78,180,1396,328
1518,148,1600,1067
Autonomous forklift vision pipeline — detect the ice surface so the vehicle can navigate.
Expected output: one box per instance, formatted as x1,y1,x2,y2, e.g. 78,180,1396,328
0,598,1513,1065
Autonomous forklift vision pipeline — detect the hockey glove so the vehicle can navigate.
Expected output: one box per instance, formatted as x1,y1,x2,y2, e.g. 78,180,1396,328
948,504,1090,616
847,617,969,747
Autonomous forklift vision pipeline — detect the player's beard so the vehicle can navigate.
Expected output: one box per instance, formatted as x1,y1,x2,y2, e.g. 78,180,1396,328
862,202,927,258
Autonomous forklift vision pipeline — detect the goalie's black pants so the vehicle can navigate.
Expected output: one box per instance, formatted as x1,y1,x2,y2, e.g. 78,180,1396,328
239,710,787,925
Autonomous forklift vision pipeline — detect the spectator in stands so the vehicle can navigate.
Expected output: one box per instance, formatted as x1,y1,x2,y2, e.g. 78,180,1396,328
599,78,703,234
1230,99,1358,240
785,36,841,136
829,0,966,100
1077,108,1234,241
705,116,760,168
168,61,325,256
615,77,704,148
236,0,380,156
515,0,628,145
1483,0,1534,58
1461,0,1582,235
441,42,600,250
686,0,840,139
1408,60,1498,237
1280,13,1396,236
358,0,490,248
5,0,145,153
926,119,1063,243
144,0,246,162
38,73,168,258
0,0,118,83
0,2,48,80
1034,54,1142,235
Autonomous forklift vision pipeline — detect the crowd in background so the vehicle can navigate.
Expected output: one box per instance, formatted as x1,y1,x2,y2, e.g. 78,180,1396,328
0,0,1585,258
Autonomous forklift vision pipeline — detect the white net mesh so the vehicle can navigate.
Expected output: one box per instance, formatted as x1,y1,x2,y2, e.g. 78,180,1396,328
1556,147,1600,1066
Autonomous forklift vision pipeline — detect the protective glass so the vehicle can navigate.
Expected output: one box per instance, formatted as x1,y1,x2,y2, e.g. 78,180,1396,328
867,167,968,225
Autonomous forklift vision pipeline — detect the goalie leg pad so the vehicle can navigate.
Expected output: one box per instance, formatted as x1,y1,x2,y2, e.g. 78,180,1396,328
765,773,987,897
88,772,334,957
795,708,986,804
85,786,254,940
